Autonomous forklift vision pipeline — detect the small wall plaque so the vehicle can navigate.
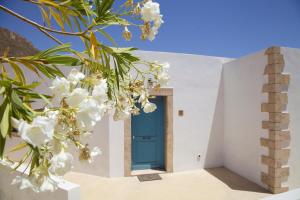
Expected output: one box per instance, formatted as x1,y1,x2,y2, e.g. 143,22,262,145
178,110,184,116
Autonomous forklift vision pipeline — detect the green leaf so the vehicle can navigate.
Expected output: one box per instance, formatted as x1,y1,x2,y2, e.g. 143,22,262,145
39,6,51,27
29,150,39,174
50,8,65,31
34,43,72,59
45,55,80,65
21,61,41,77
11,90,25,109
0,103,11,138
8,61,26,84
96,0,114,17
17,82,40,90
96,28,117,46
8,142,27,153
37,93,52,106
0,135,6,159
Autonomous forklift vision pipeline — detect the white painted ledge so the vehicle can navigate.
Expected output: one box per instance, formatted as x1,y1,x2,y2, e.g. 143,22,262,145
0,164,80,200
261,188,300,200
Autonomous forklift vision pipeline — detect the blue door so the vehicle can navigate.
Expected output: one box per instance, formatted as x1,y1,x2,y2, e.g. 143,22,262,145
131,96,165,170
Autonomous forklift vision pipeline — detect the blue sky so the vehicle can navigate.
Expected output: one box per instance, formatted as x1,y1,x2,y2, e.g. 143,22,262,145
1,0,300,58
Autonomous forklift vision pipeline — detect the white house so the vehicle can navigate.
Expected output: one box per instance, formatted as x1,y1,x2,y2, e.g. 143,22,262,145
2,46,300,198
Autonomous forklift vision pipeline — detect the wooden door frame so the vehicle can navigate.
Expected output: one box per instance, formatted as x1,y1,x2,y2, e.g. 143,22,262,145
124,88,173,176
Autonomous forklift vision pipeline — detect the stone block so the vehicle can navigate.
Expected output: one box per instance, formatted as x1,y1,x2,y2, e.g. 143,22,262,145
269,113,289,123
261,103,286,112
264,63,284,74
265,47,281,55
268,74,290,85
269,130,290,141
268,54,284,65
268,93,288,104
268,167,289,178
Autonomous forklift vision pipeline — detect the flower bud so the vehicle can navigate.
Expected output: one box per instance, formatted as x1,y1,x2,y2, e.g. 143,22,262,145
122,26,132,41
125,0,133,7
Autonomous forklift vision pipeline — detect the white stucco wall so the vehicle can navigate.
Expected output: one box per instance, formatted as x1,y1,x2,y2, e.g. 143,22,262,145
0,164,80,200
223,50,268,187
108,51,232,176
281,47,300,189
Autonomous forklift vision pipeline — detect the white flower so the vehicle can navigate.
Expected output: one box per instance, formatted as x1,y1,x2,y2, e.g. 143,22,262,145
12,176,36,192
157,63,170,86
141,0,160,22
122,26,132,41
19,116,56,147
12,174,58,193
49,151,73,176
138,91,147,103
157,71,169,86
38,176,57,192
88,146,102,163
76,98,104,131
50,77,70,98
91,146,101,157
11,117,20,129
148,27,158,41
45,109,59,122
143,101,157,113
65,88,88,107
92,79,108,103
67,69,85,85
113,108,131,121
154,15,163,28
161,62,170,70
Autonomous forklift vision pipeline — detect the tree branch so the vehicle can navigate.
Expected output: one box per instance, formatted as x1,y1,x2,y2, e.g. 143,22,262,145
39,28,63,45
0,5,84,36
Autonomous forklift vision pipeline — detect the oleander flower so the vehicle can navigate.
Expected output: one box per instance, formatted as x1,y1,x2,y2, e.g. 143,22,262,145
38,176,57,192
148,27,158,41
50,77,70,98
76,98,104,131
65,88,89,107
89,146,102,163
157,71,169,86
154,15,163,28
12,174,58,193
138,90,147,103
45,109,59,122
157,63,170,86
67,68,85,85
143,101,157,113
141,0,160,22
19,116,56,147
92,79,108,103
12,176,36,192
11,117,20,129
122,26,132,41
49,151,73,176
113,107,131,120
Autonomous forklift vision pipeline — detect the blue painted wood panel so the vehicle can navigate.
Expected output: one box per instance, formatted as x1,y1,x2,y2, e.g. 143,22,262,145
131,96,165,170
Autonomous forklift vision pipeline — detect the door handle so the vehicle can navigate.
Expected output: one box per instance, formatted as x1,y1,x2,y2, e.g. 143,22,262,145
132,136,135,140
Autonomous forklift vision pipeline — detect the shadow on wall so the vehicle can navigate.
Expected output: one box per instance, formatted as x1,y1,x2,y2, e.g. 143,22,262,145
205,167,270,193
204,68,224,168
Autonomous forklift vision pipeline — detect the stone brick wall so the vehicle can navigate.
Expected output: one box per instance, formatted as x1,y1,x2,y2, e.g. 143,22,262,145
261,47,291,194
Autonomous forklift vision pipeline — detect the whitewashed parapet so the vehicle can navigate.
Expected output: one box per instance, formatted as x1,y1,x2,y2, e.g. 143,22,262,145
0,164,80,200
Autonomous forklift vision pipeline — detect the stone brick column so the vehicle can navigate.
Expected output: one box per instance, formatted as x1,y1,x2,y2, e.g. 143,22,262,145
261,47,291,194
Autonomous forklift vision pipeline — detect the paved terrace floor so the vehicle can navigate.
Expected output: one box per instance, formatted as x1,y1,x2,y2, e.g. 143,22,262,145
64,167,272,200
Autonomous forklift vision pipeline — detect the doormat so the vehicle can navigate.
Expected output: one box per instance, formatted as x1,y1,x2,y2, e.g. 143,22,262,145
137,174,162,182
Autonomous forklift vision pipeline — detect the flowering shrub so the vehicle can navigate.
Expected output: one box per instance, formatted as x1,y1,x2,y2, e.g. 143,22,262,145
0,0,169,192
